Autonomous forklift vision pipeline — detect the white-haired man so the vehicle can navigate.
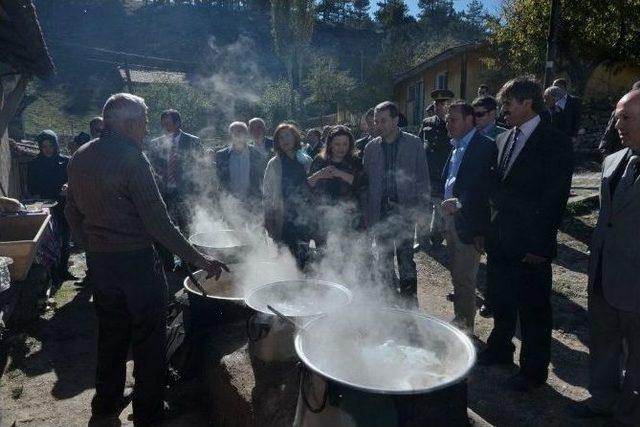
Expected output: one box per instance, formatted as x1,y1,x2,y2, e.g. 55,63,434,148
573,90,640,426
248,117,274,157
65,93,227,426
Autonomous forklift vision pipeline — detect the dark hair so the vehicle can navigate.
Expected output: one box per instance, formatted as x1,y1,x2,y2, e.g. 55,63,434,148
447,100,475,118
374,101,400,118
553,78,568,90
479,84,489,90
497,76,545,114
73,131,91,146
160,109,182,126
632,81,640,91
321,125,355,162
273,123,302,155
306,128,321,139
472,95,498,112
89,117,103,134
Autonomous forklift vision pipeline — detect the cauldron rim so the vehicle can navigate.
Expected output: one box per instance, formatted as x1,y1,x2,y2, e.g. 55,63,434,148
294,307,477,395
183,268,245,302
244,279,353,318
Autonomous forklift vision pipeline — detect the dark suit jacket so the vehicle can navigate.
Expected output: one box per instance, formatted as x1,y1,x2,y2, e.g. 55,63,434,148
563,95,582,138
215,145,265,200
442,131,497,244
147,130,203,197
598,110,623,157
488,120,573,260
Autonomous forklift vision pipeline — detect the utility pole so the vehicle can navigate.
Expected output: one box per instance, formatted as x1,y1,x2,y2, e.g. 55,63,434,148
543,0,561,87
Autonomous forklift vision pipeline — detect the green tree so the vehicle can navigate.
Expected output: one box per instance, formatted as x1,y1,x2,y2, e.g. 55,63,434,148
304,57,356,123
489,0,640,94
271,0,315,117
374,0,413,31
260,79,299,126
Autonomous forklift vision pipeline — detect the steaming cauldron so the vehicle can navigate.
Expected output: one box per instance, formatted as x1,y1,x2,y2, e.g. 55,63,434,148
183,261,287,325
189,230,249,264
244,280,353,363
293,308,476,427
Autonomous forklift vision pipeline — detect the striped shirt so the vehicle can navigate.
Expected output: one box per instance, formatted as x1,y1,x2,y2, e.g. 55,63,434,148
64,130,202,265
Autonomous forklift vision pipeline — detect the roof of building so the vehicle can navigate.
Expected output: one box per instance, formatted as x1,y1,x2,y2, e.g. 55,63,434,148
0,0,55,79
118,67,188,85
394,40,488,84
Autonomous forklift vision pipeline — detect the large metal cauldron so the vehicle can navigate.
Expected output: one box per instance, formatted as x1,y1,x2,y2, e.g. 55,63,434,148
183,261,286,325
244,280,353,363
293,308,476,427
189,229,249,264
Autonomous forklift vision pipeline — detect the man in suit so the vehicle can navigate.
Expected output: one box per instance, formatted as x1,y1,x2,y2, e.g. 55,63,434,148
472,95,508,141
441,101,497,334
542,85,571,136
147,109,203,233
598,80,640,157
215,121,265,210
417,89,454,251
363,101,430,306
573,90,640,426
553,78,582,143
479,76,573,392
248,117,274,158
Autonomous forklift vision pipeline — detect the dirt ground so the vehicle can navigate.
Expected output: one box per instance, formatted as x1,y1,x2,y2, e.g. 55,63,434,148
0,175,606,427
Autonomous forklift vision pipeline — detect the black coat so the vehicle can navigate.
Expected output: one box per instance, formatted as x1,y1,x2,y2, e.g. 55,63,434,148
563,95,582,138
419,115,452,197
487,120,573,260
27,154,69,203
215,145,265,201
442,131,497,244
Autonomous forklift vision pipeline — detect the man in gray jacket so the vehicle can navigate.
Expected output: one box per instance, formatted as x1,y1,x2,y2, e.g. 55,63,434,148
574,89,640,426
363,101,430,304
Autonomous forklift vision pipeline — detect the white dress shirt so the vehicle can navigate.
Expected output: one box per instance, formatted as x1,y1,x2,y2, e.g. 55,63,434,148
503,115,541,177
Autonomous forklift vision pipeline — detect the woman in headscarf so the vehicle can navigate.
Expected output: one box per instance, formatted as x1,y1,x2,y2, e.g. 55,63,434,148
27,129,75,282
262,123,313,266
307,125,365,247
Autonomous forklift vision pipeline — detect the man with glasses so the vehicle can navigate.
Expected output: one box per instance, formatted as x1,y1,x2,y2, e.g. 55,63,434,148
472,96,508,141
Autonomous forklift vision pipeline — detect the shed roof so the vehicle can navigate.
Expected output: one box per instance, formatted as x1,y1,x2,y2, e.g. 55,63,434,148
394,40,487,84
118,67,188,85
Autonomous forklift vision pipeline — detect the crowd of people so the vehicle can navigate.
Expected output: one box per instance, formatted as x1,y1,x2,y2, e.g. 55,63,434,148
18,74,640,426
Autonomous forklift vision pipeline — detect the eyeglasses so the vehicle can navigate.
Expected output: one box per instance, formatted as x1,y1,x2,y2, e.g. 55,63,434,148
473,110,490,118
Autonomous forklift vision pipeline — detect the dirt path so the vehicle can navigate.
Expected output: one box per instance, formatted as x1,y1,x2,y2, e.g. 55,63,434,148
1,207,604,426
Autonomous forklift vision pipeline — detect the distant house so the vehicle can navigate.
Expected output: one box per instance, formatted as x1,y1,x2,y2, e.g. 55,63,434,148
0,0,55,199
394,40,491,130
118,66,188,92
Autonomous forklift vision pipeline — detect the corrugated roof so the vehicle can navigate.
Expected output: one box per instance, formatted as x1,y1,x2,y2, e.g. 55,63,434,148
118,67,188,84
394,40,487,84
0,0,55,79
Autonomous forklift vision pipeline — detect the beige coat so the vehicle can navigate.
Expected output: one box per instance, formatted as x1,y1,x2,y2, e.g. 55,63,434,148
262,153,312,240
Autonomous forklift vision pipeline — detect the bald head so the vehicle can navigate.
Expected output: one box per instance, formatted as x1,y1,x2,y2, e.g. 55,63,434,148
615,90,640,150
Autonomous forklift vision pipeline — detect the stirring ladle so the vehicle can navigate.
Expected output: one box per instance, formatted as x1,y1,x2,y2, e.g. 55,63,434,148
267,304,303,328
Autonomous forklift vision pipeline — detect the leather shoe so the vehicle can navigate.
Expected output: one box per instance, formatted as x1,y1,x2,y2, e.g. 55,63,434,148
477,349,513,366
479,304,493,318
508,373,544,392
132,401,181,426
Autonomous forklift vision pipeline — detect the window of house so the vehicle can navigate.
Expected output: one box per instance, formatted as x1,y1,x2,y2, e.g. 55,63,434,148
406,80,424,126
435,72,448,90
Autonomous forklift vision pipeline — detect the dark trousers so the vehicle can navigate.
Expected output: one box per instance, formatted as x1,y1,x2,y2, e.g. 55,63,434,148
588,292,640,425
486,248,553,382
52,209,71,277
87,247,167,422
373,214,417,298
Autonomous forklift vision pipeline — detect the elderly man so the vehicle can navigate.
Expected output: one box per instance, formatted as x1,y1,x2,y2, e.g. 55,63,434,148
65,93,227,426
248,117,274,157
542,86,570,136
442,101,497,334
472,95,508,141
598,81,640,157
552,78,582,142
215,121,265,207
573,90,640,426
363,101,430,306
479,77,573,392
